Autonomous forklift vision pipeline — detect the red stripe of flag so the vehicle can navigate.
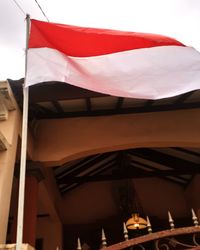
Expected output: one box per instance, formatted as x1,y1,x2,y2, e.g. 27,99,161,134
29,19,184,57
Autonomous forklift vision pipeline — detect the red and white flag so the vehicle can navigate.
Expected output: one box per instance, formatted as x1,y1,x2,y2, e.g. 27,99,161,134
26,19,200,99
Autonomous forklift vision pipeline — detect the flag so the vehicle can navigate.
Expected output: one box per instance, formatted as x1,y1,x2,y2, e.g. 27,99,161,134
26,19,200,99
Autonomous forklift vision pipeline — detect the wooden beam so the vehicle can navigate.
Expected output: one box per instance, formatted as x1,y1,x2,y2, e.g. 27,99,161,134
60,183,79,194
129,157,189,182
32,103,54,114
85,98,92,112
35,101,200,119
79,158,115,177
129,148,200,171
28,103,55,120
55,155,97,178
58,149,196,192
89,162,116,176
52,101,64,113
115,97,124,110
171,147,200,157
129,158,189,183
144,100,154,107
56,152,113,181
174,91,194,104
59,161,116,194
57,168,198,185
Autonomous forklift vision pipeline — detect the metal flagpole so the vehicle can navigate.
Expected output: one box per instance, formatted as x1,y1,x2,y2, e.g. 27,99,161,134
16,14,30,250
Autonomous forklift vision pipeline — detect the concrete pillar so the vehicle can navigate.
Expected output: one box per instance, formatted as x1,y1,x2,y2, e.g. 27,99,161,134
0,109,20,243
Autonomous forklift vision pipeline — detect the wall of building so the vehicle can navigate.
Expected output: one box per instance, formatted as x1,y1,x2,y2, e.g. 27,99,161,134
32,109,200,166
134,178,189,218
184,174,200,214
61,181,118,224
0,83,21,243
60,178,188,225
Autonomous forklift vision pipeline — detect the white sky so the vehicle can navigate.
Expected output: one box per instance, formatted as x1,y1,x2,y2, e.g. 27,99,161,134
0,0,200,80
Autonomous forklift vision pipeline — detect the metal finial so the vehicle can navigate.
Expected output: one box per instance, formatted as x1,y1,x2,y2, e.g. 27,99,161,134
77,238,82,250
102,228,107,247
146,216,152,234
123,222,129,241
192,208,199,227
168,211,175,230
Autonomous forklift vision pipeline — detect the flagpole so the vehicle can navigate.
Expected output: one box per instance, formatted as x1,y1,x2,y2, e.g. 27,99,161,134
16,14,30,250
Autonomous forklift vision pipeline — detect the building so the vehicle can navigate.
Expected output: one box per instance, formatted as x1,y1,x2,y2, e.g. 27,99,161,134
0,79,200,250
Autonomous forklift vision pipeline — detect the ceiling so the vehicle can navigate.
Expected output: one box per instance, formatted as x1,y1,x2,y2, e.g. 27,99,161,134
8,79,200,195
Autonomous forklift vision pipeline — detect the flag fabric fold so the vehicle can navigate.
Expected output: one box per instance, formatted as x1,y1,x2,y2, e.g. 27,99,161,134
26,19,200,99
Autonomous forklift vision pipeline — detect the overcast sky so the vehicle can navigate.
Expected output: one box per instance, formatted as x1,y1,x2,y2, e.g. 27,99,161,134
1,0,200,80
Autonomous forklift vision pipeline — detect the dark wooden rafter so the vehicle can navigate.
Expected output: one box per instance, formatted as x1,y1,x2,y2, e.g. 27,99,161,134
58,160,116,185
58,150,198,187
85,97,92,112
32,103,53,113
174,91,194,104
55,154,99,178
129,158,189,182
129,158,189,184
57,167,200,185
57,152,113,181
89,162,116,176
144,100,154,107
35,101,200,119
52,101,64,113
59,160,116,194
128,148,200,172
60,183,78,194
57,148,200,193
58,164,116,192
130,158,164,171
115,97,124,110
79,158,116,177
65,153,110,177
59,152,120,193
28,103,55,120
172,147,200,157
70,156,116,179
